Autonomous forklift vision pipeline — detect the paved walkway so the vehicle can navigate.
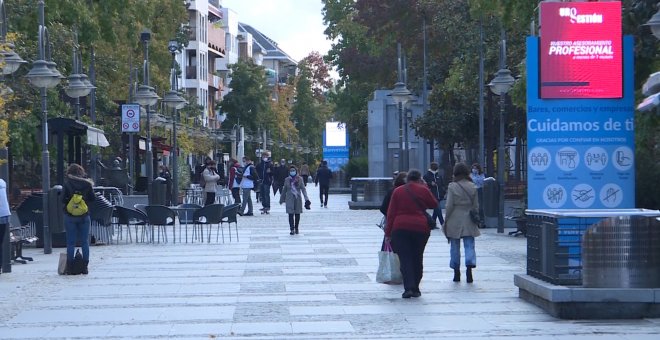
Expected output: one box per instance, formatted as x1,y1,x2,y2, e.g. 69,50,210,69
1,187,659,339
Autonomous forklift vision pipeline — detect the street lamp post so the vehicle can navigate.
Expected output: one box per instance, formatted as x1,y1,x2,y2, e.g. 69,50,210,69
1,0,26,272
24,0,63,254
389,81,413,171
133,29,160,203
64,32,95,119
488,68,515,234
162,39,186,206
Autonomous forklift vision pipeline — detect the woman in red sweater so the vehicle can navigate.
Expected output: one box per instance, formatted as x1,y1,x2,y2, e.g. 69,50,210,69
385,169,438,298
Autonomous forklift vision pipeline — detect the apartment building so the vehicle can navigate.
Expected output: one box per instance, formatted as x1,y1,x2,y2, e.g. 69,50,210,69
179,0,226,129
181,0,298,128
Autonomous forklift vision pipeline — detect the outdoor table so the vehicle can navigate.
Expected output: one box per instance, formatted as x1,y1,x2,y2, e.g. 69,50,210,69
170,206,199,243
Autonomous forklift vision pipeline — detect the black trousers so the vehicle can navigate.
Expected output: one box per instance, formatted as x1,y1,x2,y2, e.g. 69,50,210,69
0,223,6,273
391,229,429,292
319,184,329,205
205,192,216,206
231,187,241,204
302,175,309,186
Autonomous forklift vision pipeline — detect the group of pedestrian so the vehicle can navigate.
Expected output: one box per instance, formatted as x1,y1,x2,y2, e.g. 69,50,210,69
381,162,482,298
220,155,334,235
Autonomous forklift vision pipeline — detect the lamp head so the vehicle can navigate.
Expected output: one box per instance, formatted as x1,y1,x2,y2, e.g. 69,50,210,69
162,90,187,110
25,59,59,88
140,28,151,42
645,8,660,40
168,40,178,54
488,68,515,96
389,81,413,105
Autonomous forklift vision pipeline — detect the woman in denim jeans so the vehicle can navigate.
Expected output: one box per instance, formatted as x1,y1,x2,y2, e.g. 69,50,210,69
443,163,480,283
62,164,96,275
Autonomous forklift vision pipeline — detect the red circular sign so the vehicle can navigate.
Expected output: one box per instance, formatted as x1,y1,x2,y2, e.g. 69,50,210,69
132,123,139,129
122,123,129,129
126,109,135,118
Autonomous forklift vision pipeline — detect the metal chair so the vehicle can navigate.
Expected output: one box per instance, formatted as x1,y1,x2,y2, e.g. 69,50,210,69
144,205,177,243
176,203,201,243
90,194,114,245
220,203,240,242
134,204,147,215
113,206,148,243
192,204,224,243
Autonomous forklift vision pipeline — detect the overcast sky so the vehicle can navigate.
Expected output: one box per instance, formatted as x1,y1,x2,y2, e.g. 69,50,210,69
221,0,332,62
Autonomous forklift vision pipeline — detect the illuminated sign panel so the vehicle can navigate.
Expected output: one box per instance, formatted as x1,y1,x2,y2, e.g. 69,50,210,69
540,2,622,99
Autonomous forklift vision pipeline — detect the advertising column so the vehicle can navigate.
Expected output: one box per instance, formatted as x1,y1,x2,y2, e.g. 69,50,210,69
527,1,635,209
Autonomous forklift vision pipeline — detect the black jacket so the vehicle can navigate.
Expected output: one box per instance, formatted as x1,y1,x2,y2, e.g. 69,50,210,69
315,165,333,186
256,160,273,185
62,175,96,216
423,170,445,200
274,165,288,183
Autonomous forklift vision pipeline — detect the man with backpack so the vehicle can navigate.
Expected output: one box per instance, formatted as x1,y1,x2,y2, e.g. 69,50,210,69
62,164,96,275
239,156,258,216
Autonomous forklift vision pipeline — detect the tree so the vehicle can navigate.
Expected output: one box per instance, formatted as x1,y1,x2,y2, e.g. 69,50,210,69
298,51,333,101
219,60,273,132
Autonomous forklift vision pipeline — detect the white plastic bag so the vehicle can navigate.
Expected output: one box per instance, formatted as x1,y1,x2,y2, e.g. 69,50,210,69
376,241,402,284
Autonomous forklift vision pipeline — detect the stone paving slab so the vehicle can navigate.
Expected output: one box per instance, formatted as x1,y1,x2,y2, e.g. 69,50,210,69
1,188,660,339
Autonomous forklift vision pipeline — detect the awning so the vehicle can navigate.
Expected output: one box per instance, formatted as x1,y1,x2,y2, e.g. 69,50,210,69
87,126,110,147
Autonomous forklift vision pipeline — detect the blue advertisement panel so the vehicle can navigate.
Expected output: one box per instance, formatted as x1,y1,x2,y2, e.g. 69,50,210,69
526,36,635,209
323,122,349,172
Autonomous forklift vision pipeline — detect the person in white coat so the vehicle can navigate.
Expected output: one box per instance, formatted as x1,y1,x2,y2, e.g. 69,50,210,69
0,179,10,275
202,160,221,206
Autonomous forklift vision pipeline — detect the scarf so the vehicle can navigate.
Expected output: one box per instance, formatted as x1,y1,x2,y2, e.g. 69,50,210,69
290,176,300,198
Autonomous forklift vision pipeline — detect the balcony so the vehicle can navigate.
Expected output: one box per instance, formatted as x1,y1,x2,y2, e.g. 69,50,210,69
186,66,197,80
188,26,197,41
209,74,223,90
208,22,226,57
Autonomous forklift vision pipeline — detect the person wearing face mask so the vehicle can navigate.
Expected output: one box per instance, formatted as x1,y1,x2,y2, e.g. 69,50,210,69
256,152,274,214
239,157,258,216
470,163,486,226
279,165,310,235
423,162,445,228
273,159,288,196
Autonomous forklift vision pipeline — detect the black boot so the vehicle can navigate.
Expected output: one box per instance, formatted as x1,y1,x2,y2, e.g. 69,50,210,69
453,268,460,282
290,227,295,235
294,227,299,234
466,267,473,283
82,260,89,275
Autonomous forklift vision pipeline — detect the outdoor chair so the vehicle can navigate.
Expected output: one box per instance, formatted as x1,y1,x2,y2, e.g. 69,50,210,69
144,205,177,243
192,204,224,243
220,203,240,242
112,206,148,243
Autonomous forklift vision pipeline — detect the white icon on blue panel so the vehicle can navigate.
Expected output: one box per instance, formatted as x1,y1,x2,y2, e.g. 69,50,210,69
543,184,567,208
529,147,550,172
555,147,580,172
600,183,623,208
571,184,595,208
612,146,633,171
584,146,608,172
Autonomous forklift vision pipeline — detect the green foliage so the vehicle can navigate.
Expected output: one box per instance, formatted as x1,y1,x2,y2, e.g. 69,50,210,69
219,60,273,132
341,156,368,180
5,0,189,162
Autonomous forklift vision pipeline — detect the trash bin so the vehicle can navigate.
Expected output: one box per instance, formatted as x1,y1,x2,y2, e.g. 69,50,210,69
526,209,660,286
482,177,498,217
150,177,167,205
48,185,64,233
582,215,660,288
